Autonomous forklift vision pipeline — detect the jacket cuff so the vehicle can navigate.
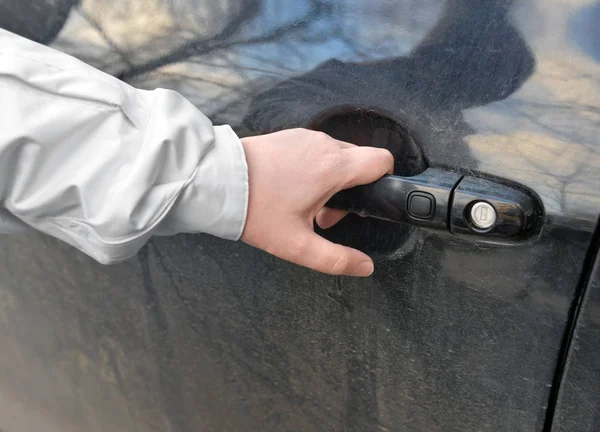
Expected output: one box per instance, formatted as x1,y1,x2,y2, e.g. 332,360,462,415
161,125,249,241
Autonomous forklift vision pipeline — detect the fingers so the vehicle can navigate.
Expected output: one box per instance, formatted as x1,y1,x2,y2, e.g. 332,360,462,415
286,230,374,277
339,147,394,189
315,207,348,229
316,142,391,229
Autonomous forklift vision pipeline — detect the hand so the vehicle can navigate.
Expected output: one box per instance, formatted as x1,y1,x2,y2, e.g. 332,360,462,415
240,128,394,277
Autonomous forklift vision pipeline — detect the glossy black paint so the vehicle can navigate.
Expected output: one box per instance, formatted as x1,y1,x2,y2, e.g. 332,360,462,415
0,0,78,44
1,1,600,431
551,227,600,432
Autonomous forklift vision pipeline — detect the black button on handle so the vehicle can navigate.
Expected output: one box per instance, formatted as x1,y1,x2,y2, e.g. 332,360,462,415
407,192,435,220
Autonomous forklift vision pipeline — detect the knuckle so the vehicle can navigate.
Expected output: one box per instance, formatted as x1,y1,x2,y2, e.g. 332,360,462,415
382,148,394,164
292,127,309,135
310,130,330,141
310,131,338,150
377,148,394,167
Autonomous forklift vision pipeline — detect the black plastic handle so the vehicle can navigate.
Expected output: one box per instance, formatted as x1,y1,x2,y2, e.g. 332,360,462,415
327,168,461,229
326,168,543,244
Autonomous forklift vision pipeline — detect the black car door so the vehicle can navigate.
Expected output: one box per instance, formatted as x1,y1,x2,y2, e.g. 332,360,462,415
1,0,599,431
550,233,600,432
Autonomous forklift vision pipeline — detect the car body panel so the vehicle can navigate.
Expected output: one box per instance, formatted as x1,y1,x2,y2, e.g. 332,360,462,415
552,234,600,432
1,1,599,431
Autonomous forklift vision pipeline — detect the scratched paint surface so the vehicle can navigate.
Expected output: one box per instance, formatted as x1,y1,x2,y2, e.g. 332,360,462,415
1,0,600,431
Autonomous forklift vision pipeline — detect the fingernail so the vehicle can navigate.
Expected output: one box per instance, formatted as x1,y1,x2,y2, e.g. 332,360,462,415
353,261,374,277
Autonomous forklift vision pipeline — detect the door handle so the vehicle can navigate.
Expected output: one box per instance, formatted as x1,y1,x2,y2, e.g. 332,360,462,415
326,168,543,244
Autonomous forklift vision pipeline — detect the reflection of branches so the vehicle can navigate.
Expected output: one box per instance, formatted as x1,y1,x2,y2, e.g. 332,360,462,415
118,0,330,81
227,51,299,73
77,6,133,68
502,99,599,150
189,59,285,77
337,32,371,60
155,72,239,90
480,96,600,213
115,0,259,80
513,100,600,116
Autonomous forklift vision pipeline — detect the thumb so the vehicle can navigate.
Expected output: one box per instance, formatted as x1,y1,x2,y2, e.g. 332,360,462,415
285,229,374,277
340,147,394,189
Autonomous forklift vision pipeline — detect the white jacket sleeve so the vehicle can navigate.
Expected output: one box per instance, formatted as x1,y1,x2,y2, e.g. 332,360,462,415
0,28,249,264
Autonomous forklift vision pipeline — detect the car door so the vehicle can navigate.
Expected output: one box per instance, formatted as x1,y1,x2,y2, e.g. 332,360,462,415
1,0,599,431
550,234,600,432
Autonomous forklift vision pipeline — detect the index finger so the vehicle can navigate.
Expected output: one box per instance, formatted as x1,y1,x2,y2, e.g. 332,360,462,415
339,146,394,189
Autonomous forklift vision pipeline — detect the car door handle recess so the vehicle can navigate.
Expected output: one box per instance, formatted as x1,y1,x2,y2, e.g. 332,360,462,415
326,168,543,244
